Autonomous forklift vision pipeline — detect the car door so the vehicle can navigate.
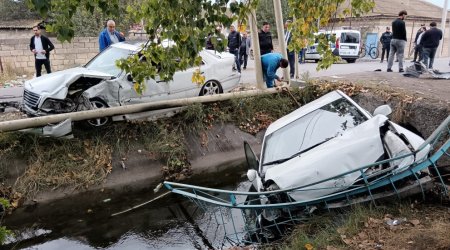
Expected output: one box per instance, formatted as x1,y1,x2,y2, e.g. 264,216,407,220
119,75,170,105
166,65,201,99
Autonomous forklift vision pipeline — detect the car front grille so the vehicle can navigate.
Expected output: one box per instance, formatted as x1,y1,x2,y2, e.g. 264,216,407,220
23,89,40,109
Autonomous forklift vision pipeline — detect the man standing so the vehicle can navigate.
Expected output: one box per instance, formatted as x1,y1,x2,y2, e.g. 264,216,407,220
227,25,241,73
261,53,289,88
29,25,55,77
412,24,425,62
387,10,408,73
239,32,251,70
284,20,295,78
379,27,392,63
99,20,126,52
258,22,273,55
420,22,443,69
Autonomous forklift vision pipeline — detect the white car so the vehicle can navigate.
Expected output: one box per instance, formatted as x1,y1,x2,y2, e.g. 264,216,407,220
245,90,429,202
22,41,240,127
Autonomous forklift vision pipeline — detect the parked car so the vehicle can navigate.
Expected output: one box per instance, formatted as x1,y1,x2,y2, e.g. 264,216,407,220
245,90,430,203
22,41,240,127
305,29,361,63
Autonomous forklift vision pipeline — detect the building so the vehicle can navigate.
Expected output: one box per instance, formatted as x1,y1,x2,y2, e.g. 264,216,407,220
332,0,449,57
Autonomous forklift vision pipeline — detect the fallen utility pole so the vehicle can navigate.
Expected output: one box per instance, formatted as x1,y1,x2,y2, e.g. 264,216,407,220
0,88,279,133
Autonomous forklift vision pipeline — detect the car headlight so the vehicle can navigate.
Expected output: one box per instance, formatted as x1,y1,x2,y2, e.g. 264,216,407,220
41,98,75,113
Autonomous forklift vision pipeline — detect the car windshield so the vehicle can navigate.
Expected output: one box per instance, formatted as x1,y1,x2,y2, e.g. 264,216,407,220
85,46,133,76
341,32,360,43
261,98,368,171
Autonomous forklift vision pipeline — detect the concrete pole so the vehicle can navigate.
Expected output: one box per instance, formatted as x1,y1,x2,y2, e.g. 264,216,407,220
248,9,265,89
438,0,448,57
0,89,279,133
273,0,289,82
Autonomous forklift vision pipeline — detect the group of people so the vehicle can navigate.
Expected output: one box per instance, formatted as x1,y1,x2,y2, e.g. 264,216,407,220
381,10,443,72
206,21,288,88
29,19,126,78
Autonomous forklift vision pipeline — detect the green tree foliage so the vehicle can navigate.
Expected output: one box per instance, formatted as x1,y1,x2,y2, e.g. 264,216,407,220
286,0,374,69
0,0,39,21
255,0,289,38
25,0,373,92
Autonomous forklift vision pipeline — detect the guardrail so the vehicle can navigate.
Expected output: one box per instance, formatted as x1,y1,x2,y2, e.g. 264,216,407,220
164,115,450,247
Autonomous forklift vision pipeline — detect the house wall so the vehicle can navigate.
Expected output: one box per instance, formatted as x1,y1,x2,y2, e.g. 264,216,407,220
0,37,100,74
0,29,32,39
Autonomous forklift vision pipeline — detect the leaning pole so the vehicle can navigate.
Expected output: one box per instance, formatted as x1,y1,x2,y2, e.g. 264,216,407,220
0,89,280,133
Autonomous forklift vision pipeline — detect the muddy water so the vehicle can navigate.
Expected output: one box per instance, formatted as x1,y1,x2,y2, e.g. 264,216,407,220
3,164,249,250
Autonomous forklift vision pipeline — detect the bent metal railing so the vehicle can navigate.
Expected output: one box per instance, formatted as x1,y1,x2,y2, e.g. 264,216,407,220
164,116,450,247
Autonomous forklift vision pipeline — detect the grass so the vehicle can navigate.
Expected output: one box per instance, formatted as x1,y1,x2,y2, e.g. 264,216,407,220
0,61,30,85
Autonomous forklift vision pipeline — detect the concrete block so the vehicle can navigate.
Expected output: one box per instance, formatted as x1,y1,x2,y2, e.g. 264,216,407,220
76,53,88,59
75,58,87,65
54,43,63,49
11,50,24,56
0,51,11,56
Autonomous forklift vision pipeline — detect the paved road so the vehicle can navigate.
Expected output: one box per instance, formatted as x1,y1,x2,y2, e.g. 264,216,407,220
240,56,450,84
1,56,449,104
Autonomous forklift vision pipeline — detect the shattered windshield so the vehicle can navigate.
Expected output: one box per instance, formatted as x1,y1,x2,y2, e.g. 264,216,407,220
85,47,132,76
261,98,368,171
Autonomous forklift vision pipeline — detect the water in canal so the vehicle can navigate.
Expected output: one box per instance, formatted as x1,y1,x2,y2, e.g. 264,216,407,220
3,164,250,249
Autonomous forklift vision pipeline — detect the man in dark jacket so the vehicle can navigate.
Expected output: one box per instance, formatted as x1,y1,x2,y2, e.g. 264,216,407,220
412,24,425,62
284,20,295,78
228,25,241,73
239,32,250,70
29,25,55,77
379,27,392,63
387,10,407,73
258,22,273,55
420,22,443,69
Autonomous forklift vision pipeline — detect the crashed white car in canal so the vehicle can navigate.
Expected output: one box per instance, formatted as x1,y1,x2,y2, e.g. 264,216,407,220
22,41,240,127
245,90,430,202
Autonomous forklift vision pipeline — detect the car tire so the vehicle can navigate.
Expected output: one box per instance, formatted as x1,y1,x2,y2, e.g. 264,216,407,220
86,98,110,127
314,59,319,63
199,80,223,96
345,59,356,63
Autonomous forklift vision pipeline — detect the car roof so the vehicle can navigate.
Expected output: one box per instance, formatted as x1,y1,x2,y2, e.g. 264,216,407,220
265,90,346,135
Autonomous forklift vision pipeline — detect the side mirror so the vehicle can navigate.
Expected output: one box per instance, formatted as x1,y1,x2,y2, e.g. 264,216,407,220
126,73,133,82
373,105,392,117
244,141,259,171
247,169,257,182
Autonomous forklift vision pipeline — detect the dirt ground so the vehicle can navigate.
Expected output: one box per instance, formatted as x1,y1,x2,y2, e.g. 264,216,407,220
320,71,450,104
337,204,450,250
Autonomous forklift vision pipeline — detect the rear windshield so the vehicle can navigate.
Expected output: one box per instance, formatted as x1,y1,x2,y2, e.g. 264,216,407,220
341,32,360,43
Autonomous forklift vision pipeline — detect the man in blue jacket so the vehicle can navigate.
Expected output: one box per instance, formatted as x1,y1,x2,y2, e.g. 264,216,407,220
261,53,289,88
99,20,126,52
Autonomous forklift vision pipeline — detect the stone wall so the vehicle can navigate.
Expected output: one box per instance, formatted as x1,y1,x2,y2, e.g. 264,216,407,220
0,37,99,75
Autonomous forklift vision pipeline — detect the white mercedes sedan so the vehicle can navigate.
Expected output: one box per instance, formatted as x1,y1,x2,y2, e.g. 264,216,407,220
22,41,240,127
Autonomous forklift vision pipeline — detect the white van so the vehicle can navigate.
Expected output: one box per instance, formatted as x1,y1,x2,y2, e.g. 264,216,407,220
305,29,361,63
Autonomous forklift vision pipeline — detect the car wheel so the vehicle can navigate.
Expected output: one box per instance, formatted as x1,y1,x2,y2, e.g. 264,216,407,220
345,59,356,63
314,59,319,63
199,80,223,96
86,98,110,127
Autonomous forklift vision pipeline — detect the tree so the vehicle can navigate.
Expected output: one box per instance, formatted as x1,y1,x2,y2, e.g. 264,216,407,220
255,0,289,38
0,0,39,21
286,0,374,69
25,0,373,92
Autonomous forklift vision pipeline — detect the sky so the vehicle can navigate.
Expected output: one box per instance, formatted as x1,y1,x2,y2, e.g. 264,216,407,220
425,0,450,10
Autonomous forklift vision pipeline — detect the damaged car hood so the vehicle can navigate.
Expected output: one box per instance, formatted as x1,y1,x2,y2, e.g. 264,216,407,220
25,67,114,95
264,115,388,201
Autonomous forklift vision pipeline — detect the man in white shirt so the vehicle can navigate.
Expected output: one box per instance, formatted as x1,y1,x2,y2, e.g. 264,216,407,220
29,25,55,77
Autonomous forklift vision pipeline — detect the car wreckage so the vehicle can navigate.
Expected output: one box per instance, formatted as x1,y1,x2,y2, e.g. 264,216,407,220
21,41,240,135
164,90,450,247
